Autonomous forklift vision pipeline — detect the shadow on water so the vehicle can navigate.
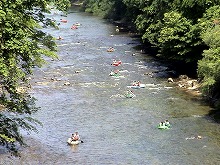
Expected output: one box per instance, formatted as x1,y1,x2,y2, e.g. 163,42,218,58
208,109,220,123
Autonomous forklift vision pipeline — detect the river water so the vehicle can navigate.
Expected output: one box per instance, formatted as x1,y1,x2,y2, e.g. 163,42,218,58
1,7,220,165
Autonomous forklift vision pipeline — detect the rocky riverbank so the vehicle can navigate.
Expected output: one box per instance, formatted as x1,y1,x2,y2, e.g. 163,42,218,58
167,75,202,97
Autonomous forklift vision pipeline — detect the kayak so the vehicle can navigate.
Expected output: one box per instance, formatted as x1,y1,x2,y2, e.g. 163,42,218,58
67,138,82,145
127,84,146,89
157,124,171,129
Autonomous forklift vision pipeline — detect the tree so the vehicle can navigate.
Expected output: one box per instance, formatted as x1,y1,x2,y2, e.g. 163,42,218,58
149,11,203,62
0,0,70,155
173,0,220,23
134,0,173,35
83,0,126,20
197,5,220,102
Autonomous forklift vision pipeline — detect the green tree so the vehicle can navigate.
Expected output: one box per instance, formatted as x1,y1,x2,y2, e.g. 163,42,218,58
83,0,126,20
0,0,70,155
134,0,173,34
134,0,219,63
173,0,220,23
146,11,203,62
197,5,220,103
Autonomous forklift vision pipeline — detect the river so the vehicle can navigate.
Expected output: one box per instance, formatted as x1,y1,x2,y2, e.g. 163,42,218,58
1,7,220,165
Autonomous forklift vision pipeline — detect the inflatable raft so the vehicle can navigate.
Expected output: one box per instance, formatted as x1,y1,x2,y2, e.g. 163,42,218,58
157,124,171,130
111,60,122,66
107,48,114,52
60,19,67,23
67,138,82,145
127,84,146,89
125,93,135,98
109,72,120,77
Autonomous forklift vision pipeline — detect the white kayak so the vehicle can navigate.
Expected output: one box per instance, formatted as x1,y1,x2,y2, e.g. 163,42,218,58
67,138,82,145
127,84,146,89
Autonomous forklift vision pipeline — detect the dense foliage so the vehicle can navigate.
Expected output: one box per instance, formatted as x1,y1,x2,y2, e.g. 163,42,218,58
81,0,220,108
82,0,127,20
198,6,220,103
0,0,70,154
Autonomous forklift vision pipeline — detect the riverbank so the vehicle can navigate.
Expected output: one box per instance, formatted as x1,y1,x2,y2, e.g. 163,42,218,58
167,75,202,97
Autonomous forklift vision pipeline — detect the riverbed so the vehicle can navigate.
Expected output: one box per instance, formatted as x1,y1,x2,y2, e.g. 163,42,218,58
1,7,220,165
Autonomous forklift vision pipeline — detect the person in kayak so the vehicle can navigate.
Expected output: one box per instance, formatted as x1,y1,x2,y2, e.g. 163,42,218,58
164,120,170,126
71,132,80,141
159,121,165,127
114,69,119,74
132,81,141,86
57,36,63,40
71,24,78,29
107,47,114,52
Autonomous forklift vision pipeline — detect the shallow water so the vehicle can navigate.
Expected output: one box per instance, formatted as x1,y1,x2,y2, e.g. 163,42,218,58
1,7,220,165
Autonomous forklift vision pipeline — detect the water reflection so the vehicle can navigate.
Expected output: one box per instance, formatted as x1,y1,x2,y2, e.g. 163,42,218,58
70,145,79,153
